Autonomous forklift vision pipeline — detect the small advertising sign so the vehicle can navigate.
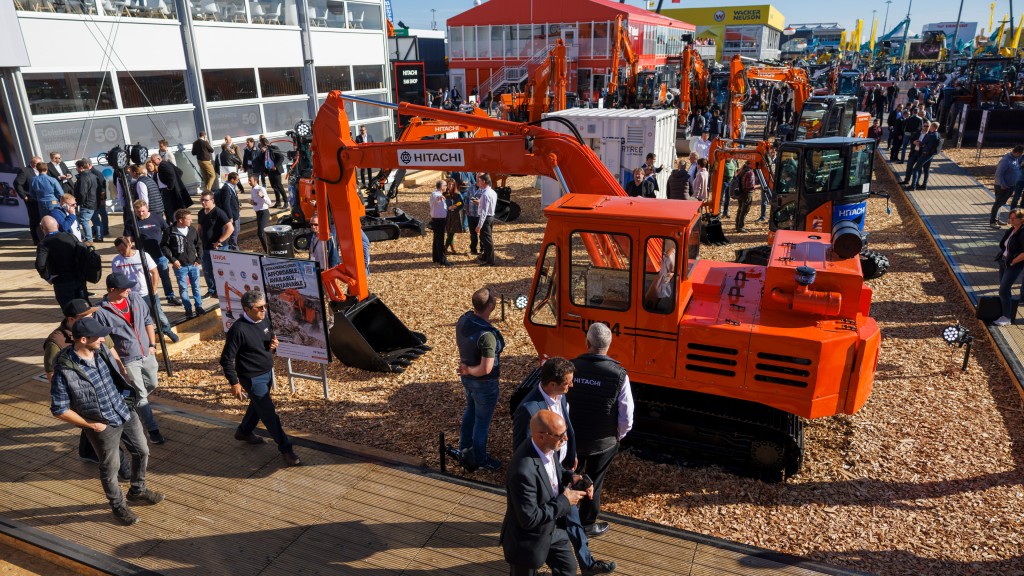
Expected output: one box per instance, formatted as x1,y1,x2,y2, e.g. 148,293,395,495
209,250,264,332
262,256,330,364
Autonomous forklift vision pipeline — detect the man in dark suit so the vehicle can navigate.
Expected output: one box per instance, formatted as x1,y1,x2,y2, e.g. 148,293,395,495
259,138,287,209
242,137,265,187
511,358,616,576
501,409,588,576
216,172,242,250
354,126,373,187
152,153,191,223
46,152,75,195
14,155,42,245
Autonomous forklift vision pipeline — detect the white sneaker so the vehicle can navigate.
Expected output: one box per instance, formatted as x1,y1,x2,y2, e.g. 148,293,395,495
993,316,1012,326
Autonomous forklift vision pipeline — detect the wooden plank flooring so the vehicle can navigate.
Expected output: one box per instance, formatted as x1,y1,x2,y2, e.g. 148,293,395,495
882,151,1024,389
0,217,869,575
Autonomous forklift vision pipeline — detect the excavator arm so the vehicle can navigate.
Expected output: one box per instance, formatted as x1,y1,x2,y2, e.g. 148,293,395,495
608,16,639,104
527,39,567,122
678,45,711,128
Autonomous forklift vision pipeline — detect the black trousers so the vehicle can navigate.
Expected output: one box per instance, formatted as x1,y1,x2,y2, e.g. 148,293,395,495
575,444,619,527
467,216,480,253
993,185,1013,224
255,209,269,253
267,171,286,206
479,216,494,264
508,526,577,576
430,217,448,264
238,371,292,453
360,168,373,187
25,200,41,245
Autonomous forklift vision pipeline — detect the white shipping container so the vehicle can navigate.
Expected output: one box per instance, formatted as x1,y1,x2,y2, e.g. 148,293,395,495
539,108,679,207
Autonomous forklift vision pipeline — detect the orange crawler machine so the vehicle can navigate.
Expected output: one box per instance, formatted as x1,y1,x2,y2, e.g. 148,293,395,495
309,91,880,475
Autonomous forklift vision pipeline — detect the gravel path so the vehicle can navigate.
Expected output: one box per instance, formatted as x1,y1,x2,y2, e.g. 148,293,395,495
162,158,1024,576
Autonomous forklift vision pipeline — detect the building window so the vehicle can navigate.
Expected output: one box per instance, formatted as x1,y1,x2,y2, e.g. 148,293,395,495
208,104,263,138
504,25,517,58
203,68,258,102
352,65,385,90
125,111,198,151
358,120,391,143
465,26,477,58
346,2,381,30
24,72,117,115
593,22,609,57
477,25,491,59
316,66,352,92
450,27,464,59
578,22,592,59
516,25,532,57
260,67,304,97
118,71,189,108
263,99,311,133
354,91,390,120
37,116,124,159
491,25,504,60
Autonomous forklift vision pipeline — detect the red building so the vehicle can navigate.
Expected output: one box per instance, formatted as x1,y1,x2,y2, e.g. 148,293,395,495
446,0,694,103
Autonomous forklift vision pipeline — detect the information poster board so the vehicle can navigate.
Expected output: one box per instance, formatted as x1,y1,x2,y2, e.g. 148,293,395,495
0,172,27,227
262,256,331,364
209,249,264,332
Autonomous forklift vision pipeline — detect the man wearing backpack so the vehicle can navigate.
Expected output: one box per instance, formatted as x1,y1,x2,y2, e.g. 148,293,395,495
36,215,90,308
734,162,757,233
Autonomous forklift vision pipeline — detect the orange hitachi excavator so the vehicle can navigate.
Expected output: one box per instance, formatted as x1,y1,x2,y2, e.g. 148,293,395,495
607,15,640,107
678,44,711,132
309,91,881,477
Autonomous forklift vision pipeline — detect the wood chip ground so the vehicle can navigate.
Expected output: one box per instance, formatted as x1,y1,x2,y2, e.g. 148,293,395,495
162,157,1024,576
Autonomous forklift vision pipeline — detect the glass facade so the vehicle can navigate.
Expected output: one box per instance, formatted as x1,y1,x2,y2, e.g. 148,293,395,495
642,24,686,56
36,116,124,159
125,111,198,150
203,68,259,102
353,65,385,90
316,66,352,92
260,67,304,97
14,0,178,18
24,72,117,115
118,71,189,108
263,99,311,133
208,104,263,138
448,22,618,60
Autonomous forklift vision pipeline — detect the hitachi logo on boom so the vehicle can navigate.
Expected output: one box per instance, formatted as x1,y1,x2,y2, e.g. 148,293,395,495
409,151,462,162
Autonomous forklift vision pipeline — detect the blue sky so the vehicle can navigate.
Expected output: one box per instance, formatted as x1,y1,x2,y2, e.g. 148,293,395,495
390,0,1000,39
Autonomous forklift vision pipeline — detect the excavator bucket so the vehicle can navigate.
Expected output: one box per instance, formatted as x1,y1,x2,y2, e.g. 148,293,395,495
328,295,431,373
701,210,729,246
493,186,522,223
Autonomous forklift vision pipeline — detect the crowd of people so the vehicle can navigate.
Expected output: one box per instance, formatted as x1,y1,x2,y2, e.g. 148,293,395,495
454,287,633,575
427,172,498,267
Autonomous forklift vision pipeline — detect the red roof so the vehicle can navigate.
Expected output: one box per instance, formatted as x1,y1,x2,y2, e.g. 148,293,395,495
447,0,693,29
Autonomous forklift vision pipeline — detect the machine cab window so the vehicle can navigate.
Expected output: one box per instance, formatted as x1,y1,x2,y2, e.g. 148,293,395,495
529,244,558,327
848,142,875,191
803,147,844,195
643,237,678,314
569,231,632,311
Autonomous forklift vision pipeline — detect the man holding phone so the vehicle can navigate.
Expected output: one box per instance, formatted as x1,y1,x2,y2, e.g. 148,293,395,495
511,358,616,575
501,410,592,576
219,289,301,467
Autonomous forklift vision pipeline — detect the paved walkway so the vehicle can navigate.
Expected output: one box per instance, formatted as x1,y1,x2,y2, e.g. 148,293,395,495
882,150,1024,388
0,218,872,574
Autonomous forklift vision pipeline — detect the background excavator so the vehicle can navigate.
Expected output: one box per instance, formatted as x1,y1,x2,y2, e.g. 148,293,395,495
500,39,568,122
309,91,881,477
605,15,640,108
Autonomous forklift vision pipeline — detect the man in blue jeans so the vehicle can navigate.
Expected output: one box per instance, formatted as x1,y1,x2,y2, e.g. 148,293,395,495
220,289,301,467
456,287,504,471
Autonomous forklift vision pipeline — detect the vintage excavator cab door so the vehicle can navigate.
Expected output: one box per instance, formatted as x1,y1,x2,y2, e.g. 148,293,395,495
634,232,684,379
559,224,638,370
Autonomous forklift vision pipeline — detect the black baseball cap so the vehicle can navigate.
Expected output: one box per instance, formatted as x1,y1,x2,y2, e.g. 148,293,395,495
62,299,97,318
106,272,137,290
72,317,112,339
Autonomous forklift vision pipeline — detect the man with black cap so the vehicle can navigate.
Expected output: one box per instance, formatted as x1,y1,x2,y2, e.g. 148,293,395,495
44,299,131,479
93,273,167,445
50,316,164,526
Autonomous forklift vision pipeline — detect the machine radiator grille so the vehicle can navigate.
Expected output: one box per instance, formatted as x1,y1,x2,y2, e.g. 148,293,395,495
684,343,738,377
753,352,812,388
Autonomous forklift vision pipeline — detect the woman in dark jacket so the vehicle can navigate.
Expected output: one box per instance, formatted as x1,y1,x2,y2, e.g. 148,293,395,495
995,208,1024,326
443,178,466,254
666,157,690,200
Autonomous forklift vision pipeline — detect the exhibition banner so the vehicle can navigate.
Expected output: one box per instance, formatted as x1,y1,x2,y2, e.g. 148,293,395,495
209,249,264,332
262,256,331,364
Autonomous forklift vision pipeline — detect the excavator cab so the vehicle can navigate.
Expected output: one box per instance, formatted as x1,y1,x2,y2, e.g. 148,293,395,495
836,71,861,96
787,96,862,140
770,137,875,258
709,71,730,110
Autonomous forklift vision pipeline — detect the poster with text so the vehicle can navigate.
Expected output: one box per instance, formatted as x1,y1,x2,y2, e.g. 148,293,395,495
209,249,264,332
262,256,330,364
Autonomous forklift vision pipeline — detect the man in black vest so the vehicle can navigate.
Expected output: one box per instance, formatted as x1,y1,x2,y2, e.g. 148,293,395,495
456,287,505,471
567,322,634,537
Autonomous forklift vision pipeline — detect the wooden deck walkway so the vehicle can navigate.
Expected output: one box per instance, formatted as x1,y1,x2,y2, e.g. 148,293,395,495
0,211,871,576
882,151,1024,389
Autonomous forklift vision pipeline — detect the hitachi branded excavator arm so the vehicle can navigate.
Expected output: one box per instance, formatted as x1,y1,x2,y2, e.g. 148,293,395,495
608,15,639,101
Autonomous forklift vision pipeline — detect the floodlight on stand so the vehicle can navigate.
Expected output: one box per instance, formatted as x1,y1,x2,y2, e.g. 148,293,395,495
294,120,312,141
941,322,973,371
107,146,129,170
514,294,529,310
129,144,149,165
